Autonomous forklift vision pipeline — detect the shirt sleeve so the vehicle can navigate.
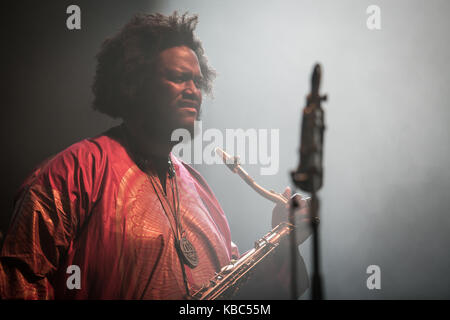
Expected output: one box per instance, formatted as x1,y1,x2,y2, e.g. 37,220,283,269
0,140,102,299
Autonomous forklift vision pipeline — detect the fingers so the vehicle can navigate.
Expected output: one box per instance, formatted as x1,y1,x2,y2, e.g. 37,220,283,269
292,201,312,226
295,206,310,220
293,193,312,209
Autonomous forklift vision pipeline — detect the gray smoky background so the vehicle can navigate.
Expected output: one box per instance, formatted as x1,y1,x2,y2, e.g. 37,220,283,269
1,0,449,299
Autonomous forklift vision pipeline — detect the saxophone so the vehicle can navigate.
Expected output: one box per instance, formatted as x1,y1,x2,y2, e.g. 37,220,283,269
191,148,307,300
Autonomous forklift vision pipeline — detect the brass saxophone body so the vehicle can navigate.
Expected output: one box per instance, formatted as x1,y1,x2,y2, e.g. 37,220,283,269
192,222,294,300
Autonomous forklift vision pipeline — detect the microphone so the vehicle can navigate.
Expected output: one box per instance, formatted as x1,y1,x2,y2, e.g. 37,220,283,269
291,63,327,193
290,63,328,301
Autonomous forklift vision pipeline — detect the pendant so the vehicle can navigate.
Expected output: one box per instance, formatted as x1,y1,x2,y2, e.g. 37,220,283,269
179,236,199,269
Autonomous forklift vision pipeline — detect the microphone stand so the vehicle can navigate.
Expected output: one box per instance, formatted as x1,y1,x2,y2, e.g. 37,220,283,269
310,186,323,300
288,189,299,300
290,63,327,300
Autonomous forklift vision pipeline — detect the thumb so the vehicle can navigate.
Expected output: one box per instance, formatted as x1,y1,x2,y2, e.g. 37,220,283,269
282,186,291,198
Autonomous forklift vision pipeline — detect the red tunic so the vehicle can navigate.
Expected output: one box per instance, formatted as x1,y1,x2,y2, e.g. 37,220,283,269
0,126,239,299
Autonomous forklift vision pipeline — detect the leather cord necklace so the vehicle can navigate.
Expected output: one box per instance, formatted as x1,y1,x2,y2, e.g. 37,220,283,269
160,158,199,269
148,157,199,299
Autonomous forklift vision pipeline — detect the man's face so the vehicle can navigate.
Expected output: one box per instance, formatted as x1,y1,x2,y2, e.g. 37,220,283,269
143,45,203,136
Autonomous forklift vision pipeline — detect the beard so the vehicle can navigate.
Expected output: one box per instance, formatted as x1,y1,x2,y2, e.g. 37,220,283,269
132,99,201,144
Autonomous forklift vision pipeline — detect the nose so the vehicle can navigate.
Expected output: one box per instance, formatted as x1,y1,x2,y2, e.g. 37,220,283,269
183,80,202,101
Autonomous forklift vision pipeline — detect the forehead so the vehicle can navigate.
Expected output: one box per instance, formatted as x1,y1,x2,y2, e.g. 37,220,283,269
155,46,202,75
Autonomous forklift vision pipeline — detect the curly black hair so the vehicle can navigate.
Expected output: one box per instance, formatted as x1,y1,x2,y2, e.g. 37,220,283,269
92,12,216,119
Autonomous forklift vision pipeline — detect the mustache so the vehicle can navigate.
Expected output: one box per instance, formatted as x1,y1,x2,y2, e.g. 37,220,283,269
178,98,201,110
179,97,201,104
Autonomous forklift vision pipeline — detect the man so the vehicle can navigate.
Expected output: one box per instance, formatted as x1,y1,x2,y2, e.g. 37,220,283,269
0,12,310,299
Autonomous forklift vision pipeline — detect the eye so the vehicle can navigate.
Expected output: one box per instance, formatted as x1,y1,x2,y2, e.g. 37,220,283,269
168,72,204,89
167,71,185,83
171,75,185,83
194,77,204,89
193,79,200,88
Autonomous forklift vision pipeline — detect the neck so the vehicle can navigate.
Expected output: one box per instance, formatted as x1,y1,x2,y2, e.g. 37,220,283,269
122,121,175,159
121,121,178,181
